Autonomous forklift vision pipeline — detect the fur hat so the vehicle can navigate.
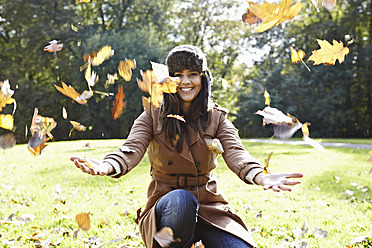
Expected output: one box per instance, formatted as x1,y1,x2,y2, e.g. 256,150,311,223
165,45,213,85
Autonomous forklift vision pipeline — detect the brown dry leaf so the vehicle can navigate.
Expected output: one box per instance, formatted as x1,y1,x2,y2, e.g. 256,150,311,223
69,120,87,137
0,133,16,150
118,59,136,81
75,213,90,231
154,227,181,247
55,82,93,104
247,0,303,33
27,136,50,156
191,240,205,248
308,39,350,65
112,85,126,120
30,108,57,139
264,90,271,106
0,114,14,130
242,8,262,25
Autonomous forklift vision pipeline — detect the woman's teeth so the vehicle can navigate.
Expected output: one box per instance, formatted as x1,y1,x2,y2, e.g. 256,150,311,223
181,87,193,92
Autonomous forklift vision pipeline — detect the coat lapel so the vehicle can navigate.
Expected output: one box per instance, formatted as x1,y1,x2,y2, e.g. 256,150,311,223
158,132,195,164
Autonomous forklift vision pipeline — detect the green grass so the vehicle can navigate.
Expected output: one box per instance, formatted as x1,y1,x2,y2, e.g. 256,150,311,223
0,139,371,247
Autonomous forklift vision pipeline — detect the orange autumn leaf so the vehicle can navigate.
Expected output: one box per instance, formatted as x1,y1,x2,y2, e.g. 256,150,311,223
69,120,87,137
112,85,126,120
88,45,114,66
27,137,50,156
166,114,185,123
30,108,57,139
290,47,305,63
367,150,372,162
0,114,14,130
55,82,93,104
118,59,136,81
44,40,63,53
246,0,303,33
154,227,181,248
308,39,350,65
242,8,262,25
75,213,90,231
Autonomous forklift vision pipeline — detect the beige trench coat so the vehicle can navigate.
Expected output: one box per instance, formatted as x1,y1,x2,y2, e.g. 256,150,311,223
103,106,264,248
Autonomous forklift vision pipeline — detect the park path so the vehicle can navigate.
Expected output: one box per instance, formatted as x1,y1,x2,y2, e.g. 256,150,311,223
245,139,372,150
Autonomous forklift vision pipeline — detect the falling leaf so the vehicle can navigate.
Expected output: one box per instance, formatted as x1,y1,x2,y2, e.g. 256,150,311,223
30,108,57,139
118,59,136,81
151,61,170,80
105,73,119,88
166,114,185,123
0,133,16,150
44,40,63,53
112,85,126,120
71,24,79,32
154,227,181,247
290,46,305,63
263,152,273,174
302,123,324,150
242,8,262,25
76,0,90,3
86,69,99,89
62,107,68,119
0,80,15,112
255,106,293,125
75,213,90,231
246,0,303,33
264,90,270,106
0,114,14,130
69,120,87,137
322,0,336,11
308,39,350,65
55,82,92,104
137,70,165,108
205,138,224,154
191,240,205,248
28,136,50,156
90,45,114,66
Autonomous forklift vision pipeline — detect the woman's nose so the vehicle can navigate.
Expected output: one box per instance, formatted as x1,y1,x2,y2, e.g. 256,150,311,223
180,75,190,84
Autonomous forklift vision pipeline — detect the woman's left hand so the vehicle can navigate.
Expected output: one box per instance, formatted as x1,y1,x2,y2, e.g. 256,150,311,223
254,172,303,192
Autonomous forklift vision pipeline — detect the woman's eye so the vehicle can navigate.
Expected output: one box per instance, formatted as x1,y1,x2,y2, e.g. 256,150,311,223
190,73,199,76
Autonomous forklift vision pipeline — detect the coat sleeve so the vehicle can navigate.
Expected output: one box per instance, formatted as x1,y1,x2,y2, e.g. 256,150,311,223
215,111,264,184
102,111,153,178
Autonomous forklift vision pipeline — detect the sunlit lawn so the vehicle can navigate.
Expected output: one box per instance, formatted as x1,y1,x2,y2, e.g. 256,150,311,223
0,139,371,247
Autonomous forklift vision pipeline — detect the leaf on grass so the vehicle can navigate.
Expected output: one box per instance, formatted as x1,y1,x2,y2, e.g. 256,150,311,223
242,8,262,25
313,227,328,239
367,150,372,162
308,39,350,65
263,152,273,174
112,85,126,120
53,183,66,204
44,40,63,53
55,82,92,104
118,59,136,81
69,121,87,137
75,213,90,231
154,227,181,248
349,236,369,244
205,138,224,154
0,133,16,150
292,221,309,237
246,0,303,33
0,114,14,130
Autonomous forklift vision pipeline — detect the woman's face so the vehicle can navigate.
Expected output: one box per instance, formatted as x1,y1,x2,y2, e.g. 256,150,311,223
174,69,202,105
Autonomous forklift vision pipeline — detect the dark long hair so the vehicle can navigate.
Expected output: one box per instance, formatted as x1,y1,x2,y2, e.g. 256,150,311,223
161,76,211,153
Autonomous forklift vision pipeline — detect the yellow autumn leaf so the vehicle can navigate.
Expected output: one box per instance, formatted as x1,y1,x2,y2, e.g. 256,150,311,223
308,39,350,65
247,0,303,33
0,114,14,130
264,90,271,106
118,59,136,81
290,47,311,71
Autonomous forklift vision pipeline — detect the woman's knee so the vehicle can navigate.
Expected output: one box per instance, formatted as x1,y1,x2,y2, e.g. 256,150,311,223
156,189,199,215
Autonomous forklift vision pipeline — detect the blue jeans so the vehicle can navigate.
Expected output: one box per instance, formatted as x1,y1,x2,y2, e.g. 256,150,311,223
155,189,253,248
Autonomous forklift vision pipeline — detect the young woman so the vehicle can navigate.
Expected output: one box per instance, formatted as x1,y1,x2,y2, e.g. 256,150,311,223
70,45,303,248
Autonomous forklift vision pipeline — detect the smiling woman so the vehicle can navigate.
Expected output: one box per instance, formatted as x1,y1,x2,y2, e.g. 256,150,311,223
70,45,303,248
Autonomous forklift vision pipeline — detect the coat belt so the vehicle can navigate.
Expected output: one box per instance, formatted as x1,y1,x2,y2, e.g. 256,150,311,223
151,170,211,187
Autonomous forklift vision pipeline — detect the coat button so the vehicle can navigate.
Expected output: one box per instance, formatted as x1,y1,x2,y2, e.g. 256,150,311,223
167,160,173,165
195,161,200,167
190,186,195,191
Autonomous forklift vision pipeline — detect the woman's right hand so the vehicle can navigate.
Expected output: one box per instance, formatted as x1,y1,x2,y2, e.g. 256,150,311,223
70,156,113,176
